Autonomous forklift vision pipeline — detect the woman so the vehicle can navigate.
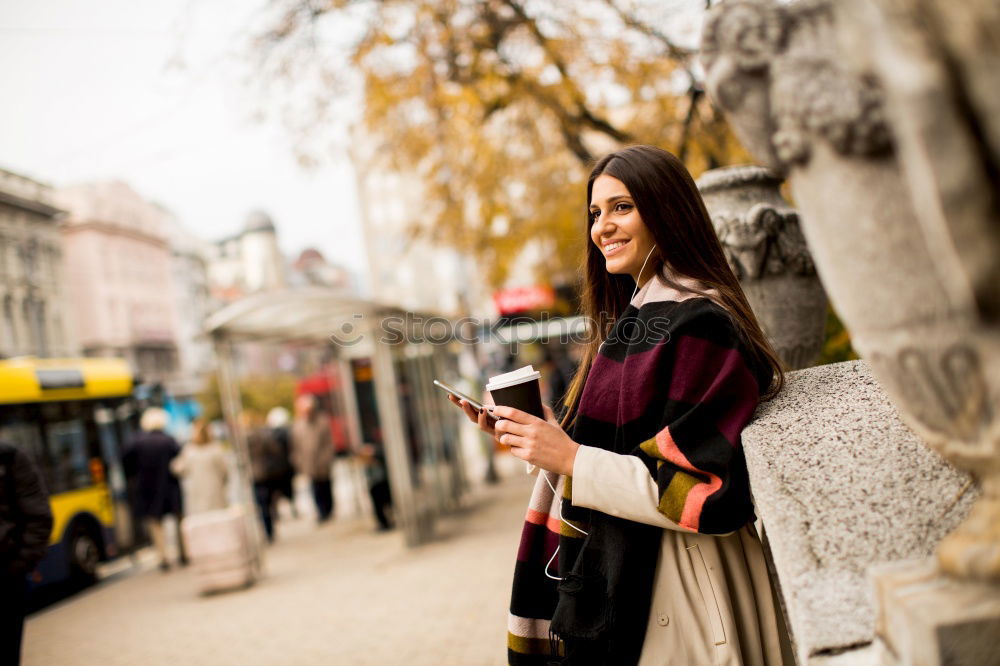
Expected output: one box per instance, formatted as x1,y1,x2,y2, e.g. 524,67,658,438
170,419,229,516
452,146,793,665
291,395,335,524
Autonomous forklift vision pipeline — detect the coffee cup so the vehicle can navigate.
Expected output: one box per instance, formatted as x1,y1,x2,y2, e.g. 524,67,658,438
486,365,545,420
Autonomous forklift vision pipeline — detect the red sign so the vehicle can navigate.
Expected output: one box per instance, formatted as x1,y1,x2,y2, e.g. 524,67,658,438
492,285,556,315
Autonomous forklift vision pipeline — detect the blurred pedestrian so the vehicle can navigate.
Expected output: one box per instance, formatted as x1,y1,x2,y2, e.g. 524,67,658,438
357,444,393,531
0,441,53,666
291,394,334,524
266,406,297,518
170,419,228,515
244,411,285,543
123,407,187,571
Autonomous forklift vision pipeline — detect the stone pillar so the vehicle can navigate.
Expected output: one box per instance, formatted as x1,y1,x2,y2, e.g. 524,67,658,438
697,166,827,369
872,559,1000,666
702,1,1000,662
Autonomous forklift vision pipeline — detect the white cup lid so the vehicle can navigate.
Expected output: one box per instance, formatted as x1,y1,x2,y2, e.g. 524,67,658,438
486,365,541,391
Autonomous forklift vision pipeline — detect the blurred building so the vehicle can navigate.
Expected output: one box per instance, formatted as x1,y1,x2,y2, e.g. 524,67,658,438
57,181,180,385
206,210,286,304
163,217,215,396
289,247,357,293
0,168,75,358
205,210,291,377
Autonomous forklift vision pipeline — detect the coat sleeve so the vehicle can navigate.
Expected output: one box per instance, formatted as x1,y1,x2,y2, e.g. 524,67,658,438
170,446,189,477
573,311,766,535
169,437,182,459
289,423,304,474
9,450,54,574
572,444,696,532
317,414,335,468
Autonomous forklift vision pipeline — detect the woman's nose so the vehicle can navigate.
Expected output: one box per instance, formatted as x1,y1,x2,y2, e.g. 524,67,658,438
593,214,614,236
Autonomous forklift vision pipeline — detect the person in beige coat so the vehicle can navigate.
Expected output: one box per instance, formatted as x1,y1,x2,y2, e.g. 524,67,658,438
291,395,335,523
170,419,228,516
452,146,793,665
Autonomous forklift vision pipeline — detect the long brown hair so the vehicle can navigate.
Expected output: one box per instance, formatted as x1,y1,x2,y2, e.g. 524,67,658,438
561,145,784,429
190,419,212,445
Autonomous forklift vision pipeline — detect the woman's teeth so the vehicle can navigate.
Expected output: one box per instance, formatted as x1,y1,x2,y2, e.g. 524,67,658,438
605,240,629,254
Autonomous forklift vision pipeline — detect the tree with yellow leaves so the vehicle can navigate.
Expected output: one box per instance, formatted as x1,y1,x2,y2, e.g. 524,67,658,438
253,0,750,287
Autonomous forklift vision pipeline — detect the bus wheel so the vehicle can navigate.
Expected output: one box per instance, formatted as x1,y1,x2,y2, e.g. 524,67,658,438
69,526,100,584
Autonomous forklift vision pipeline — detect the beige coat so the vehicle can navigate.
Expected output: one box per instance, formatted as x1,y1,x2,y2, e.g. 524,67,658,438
572,445,794,666
170,442,229,515
291,414,334,481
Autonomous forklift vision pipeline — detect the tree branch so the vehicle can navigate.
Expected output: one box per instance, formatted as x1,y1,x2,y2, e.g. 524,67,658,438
601,0,696,61
499,0,632,149
677,85,703,163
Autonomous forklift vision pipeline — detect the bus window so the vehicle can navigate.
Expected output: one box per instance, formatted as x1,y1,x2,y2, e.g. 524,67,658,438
0,405,45,467
45,420,90,493
94,406,126,496
116,402,138,448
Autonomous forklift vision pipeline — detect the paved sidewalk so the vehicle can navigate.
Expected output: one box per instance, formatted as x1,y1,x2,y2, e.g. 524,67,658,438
24,463,534,666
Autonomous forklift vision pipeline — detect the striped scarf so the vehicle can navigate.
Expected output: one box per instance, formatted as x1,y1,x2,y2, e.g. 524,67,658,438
507,279,771,665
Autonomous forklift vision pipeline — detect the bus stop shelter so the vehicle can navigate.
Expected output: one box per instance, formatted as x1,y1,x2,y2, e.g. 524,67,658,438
203,287,468,562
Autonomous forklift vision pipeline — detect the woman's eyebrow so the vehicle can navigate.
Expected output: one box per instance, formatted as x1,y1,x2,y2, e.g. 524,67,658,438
590,194,632,207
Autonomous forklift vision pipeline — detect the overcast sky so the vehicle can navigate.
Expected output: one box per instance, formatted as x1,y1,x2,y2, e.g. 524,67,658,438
0,0,367,277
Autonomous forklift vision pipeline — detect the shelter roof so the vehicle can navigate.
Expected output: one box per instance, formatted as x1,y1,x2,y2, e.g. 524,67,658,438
203,286,433,345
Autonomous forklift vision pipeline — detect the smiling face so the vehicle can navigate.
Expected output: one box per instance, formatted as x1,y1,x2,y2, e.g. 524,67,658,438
589,174,657,285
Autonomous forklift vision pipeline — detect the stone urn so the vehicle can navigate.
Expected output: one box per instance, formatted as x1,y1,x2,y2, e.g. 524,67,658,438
697,165,827,369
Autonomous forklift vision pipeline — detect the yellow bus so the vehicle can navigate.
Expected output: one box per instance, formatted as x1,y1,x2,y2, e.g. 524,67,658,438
0,357,136,587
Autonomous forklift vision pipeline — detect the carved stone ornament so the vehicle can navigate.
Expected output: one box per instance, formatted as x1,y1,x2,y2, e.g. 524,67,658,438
702,0,892,175
703,0,1000,588
697,166,827,369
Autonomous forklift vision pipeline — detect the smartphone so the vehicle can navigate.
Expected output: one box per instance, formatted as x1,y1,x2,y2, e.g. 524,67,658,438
433,379,486,411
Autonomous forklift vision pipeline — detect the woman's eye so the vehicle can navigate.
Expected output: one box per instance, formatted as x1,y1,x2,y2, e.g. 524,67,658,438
614,202,633,212
589,210,600,222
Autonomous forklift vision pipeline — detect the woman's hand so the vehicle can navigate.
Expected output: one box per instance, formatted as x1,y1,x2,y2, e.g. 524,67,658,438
492,405,580,477
447,394,497,438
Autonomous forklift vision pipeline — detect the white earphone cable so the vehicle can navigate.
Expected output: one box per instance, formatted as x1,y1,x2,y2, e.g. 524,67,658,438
598,245,657,354
541,471,588,580
630,244,658,303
